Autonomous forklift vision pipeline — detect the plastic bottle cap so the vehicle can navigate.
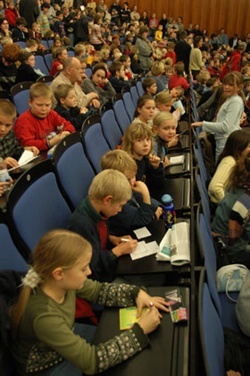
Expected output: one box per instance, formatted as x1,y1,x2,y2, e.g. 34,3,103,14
161,194,173,204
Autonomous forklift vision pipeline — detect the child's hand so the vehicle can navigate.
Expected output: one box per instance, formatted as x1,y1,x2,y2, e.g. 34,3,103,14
24,146,40,156
136,290,170,317
57,64,63,71
149,154,161,169
191,122,203,127
109,234,128,246
131,181,151,204
154,206,163,220
137,306,161,334
4,157,19,168
61,131,70,138
50,132,70,147
0,181,13,197
163,156,170,167
168,136,179,148
80,107,89,114
112,237,138,257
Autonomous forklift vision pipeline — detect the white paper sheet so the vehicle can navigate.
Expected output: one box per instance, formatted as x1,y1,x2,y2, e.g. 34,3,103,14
8,150,38,171
133,227,152,239
169,155,184,165
130,241,159,260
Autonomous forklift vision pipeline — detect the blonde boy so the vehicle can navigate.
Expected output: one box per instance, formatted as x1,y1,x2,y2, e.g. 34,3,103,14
101,150,162,233
67,169,138,282
153,111,178,166
155,90,182,120
14,83,75,151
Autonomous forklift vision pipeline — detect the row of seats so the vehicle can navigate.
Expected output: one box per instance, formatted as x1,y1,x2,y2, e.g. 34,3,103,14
8,74,144,118
190,83,245,375
15,38,54,50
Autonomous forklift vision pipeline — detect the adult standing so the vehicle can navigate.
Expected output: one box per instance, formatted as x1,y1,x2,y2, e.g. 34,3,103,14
135,25,153,72
109,0,121,26
74,8,89,44
174,30,191,75
19,0,40,29
189,35,204,79
89,14,105,51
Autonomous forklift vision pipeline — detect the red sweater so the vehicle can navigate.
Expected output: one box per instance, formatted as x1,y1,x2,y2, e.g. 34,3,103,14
14,109,75,151
5,8,19,28
163,51,176,65
219,50,242,81
49,60,62,76
168,74,190,90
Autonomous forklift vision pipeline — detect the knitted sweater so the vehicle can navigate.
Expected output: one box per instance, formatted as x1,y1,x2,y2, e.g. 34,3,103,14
12,280,148,375
208,156,236,203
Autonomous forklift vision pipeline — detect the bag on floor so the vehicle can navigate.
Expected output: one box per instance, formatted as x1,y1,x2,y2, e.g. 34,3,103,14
216,264,250,301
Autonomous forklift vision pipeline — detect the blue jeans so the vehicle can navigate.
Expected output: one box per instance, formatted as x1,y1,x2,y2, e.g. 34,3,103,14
36,323,97,376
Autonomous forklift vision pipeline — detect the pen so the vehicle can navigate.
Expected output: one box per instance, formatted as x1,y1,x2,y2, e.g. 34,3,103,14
121,238,130,242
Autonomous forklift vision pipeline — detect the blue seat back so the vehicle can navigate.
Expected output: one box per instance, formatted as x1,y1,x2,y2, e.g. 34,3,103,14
113,99,131,134
34,54,49,75
85,68,92,78
195,169,211,225
82,121,111,172
199,283,224,376
130,85,139,107
198,214,222,317
101,109,123,149
8,165,71,252
0,222,27,271
53,135,95,209
11,83,32,115
44,52,53,72
136,80,144,97
122,91,135,122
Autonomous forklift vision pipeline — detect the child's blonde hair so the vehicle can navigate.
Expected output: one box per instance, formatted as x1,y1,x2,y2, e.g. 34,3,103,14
101,149,137,174
10,229,92,335
155,91,173,106
74,43,86,57
153,111,176,129
88,169,132,203
1,36,13,47
29,83,53,100
151,61,165,76
121,122,153,155
0,98,16,119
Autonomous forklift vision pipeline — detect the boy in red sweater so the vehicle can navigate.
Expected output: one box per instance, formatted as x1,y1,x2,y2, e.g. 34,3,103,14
14,83,75,151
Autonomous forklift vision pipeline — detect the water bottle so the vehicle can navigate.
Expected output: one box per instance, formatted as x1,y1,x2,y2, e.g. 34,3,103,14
161,194,176,229
0,158,11,182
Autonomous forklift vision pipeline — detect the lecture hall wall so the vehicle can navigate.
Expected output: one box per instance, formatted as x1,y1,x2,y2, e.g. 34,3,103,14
105,0,250,40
